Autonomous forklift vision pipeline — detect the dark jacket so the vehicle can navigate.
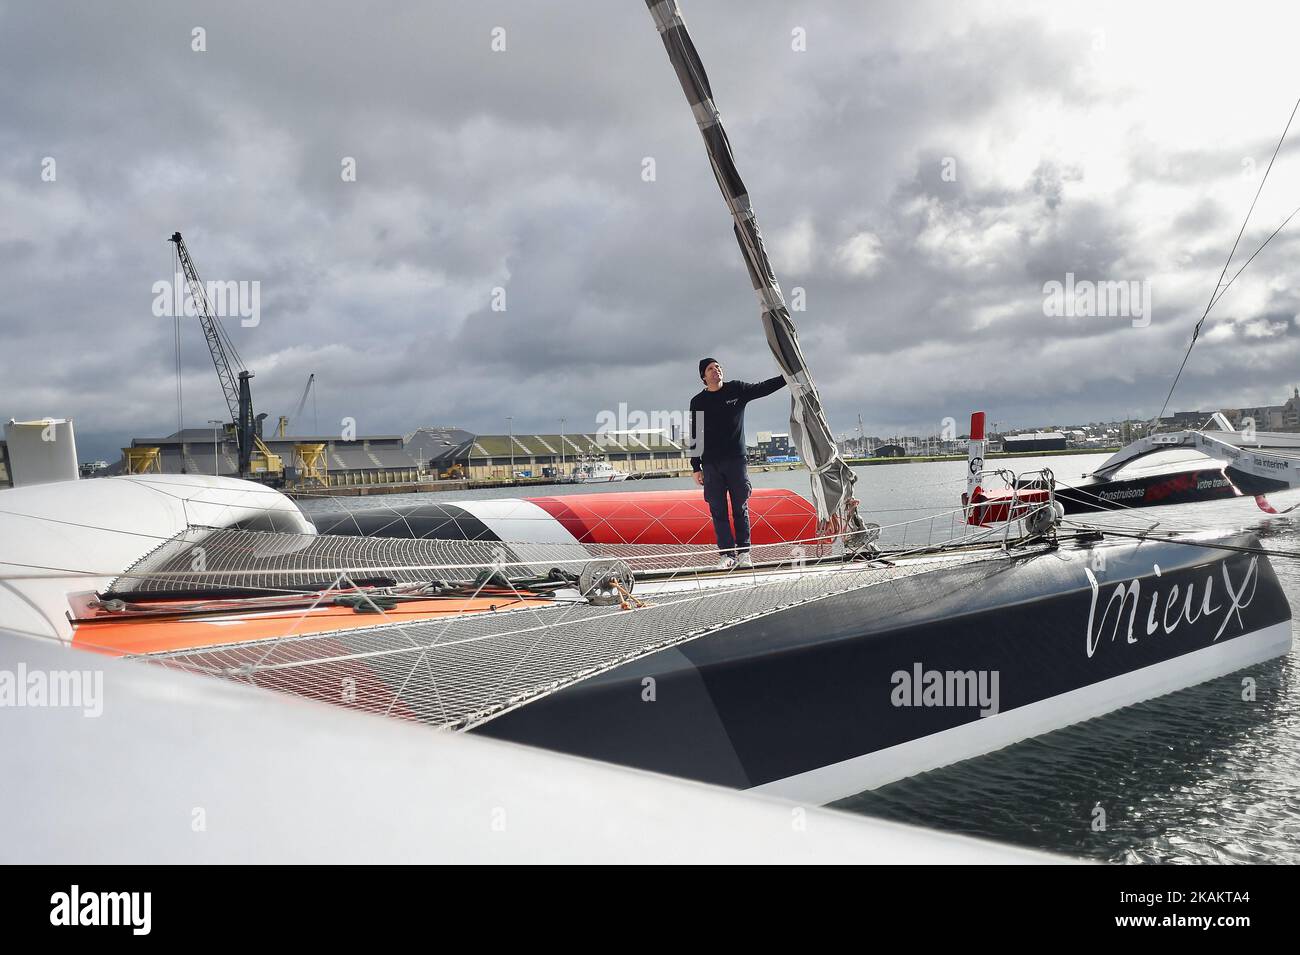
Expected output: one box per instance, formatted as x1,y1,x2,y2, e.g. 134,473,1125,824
689,376,787,471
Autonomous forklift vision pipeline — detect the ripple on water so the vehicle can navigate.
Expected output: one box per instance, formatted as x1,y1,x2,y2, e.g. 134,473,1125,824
836,653,1299,864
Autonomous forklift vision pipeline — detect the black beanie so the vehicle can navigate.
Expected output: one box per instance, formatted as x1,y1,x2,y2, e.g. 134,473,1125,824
699,357,718,380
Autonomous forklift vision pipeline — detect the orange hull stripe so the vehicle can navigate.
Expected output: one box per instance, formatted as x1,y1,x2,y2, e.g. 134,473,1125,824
72,596,550,657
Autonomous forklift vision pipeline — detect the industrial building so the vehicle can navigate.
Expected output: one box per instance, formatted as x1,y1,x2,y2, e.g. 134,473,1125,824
404,427,476,478
116,429,423,488
1002,432,1068,453
462,431,690,480
753,431,796,463
110,425,689,485
872,443,908,458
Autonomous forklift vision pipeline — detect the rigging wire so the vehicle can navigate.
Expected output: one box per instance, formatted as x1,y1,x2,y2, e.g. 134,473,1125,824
1063,519,1300,562
1206,201,1300,312
172,242,184,437
1151,95,1300,428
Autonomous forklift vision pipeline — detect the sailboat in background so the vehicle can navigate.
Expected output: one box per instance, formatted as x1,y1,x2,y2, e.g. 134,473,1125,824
976,94,1300,519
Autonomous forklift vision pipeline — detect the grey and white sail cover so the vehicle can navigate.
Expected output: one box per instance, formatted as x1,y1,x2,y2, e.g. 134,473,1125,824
647,0,863,532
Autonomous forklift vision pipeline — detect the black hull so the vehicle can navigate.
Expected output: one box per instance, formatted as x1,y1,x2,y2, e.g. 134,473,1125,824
475,533,1291,803
1225,464,1293,497
1049,467,1240,513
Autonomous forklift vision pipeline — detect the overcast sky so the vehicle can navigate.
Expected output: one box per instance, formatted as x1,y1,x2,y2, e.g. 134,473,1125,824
4,0,1300,462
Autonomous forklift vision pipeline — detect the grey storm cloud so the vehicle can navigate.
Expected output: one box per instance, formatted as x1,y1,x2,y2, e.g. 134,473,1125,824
3,0,1300,463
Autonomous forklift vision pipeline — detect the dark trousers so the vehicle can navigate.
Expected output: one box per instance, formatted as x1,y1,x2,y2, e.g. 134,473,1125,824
701,457,751,556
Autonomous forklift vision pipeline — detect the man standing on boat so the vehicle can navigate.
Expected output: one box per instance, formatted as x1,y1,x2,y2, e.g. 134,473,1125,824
690,358,787,570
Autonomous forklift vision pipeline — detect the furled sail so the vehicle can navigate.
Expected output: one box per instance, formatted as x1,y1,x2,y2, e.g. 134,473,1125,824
646,0,867,543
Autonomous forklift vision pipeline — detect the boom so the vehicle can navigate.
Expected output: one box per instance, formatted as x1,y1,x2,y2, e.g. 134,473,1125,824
292,374,316,428
169,232,242,425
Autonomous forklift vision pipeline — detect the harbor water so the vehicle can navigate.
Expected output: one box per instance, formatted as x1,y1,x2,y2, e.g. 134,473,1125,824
299,452,1300,864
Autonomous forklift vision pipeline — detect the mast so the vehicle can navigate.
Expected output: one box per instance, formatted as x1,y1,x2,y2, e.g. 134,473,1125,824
645,1,867,544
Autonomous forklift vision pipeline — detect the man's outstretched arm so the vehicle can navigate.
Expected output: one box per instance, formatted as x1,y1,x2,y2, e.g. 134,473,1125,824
738,375,788,401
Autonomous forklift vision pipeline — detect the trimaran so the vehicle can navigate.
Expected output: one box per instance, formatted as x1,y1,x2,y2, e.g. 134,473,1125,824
980,94,1300,519
0,0,1293,805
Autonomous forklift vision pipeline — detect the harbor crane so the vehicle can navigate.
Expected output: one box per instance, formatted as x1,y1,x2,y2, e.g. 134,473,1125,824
169,232,281,480
278,373,316,437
